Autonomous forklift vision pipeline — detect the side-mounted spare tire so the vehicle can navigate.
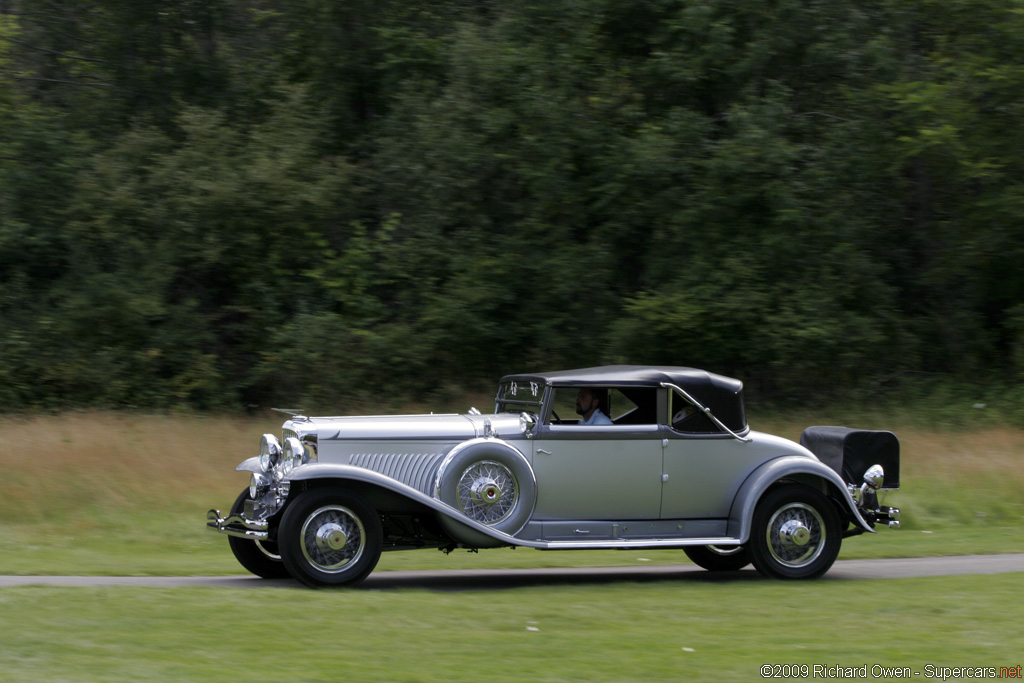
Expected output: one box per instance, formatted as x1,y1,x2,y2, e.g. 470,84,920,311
435,439,536,545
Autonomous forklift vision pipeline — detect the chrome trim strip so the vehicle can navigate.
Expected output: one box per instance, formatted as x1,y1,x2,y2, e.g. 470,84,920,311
539,537,743,549
660,381,752,443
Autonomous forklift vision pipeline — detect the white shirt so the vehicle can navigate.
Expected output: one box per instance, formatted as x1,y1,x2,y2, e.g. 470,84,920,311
581,408,613,425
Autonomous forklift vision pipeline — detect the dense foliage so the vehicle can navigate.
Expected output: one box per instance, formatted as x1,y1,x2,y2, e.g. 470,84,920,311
2,0,1022,412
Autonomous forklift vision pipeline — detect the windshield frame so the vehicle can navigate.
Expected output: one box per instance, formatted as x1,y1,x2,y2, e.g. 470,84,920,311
494,379,547,414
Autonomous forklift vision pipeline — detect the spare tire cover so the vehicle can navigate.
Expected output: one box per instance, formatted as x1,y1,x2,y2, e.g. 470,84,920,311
435,439,536,537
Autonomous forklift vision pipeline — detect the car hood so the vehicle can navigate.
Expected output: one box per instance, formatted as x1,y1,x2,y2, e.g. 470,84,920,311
309,412,527,442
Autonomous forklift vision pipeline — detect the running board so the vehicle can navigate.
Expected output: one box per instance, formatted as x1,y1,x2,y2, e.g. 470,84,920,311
514,537,743,550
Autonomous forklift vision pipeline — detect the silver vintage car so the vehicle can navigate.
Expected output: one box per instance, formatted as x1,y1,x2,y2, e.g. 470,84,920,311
207,366,901,587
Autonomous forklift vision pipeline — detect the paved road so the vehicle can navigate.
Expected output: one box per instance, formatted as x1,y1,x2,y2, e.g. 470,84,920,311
1,554,1022,590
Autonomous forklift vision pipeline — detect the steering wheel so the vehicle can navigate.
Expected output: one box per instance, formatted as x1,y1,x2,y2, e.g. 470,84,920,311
550,410,562,424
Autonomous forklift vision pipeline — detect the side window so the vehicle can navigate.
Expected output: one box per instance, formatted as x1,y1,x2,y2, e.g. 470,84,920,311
670,391,721,434
612,387,658,425
547,387,582,424
547,386,614,425
546,387,655,425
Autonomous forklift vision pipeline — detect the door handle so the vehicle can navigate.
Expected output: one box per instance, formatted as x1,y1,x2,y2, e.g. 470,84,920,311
538,448,552,455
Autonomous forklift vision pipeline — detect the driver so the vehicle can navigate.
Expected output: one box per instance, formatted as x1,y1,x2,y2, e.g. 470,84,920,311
576,387,613,425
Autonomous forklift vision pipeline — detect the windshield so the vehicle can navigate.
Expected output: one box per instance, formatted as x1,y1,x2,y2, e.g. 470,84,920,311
494,380,545,414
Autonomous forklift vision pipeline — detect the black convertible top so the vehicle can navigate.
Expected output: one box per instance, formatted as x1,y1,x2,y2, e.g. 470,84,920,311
500,365,747,432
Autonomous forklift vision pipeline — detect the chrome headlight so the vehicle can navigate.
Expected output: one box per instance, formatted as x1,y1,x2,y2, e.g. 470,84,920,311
259,434,282,472
282,436,304,476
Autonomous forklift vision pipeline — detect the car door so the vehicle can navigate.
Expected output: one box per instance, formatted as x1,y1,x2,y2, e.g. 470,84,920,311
529,422,664,520
659,433,772,519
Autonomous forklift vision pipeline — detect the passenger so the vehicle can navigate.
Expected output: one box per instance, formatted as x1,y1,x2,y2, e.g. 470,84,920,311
576,388,613,425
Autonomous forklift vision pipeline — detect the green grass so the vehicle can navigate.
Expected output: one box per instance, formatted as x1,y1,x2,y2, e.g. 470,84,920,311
1,574,1021,682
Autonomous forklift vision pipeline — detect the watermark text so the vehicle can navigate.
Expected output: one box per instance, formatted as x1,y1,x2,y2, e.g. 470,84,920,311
759,664,1022,679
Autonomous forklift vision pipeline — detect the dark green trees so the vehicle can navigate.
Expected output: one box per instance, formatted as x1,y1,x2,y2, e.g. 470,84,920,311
2,0,1022,411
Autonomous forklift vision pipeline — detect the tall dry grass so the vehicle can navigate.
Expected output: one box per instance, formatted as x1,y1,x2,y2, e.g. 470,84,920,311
892,426,1024,528
2,411,1022,528
756,415,1024,528
0,412,280,525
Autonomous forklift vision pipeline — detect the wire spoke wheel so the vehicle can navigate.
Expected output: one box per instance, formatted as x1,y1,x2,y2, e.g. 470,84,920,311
683,544,751,572
280,490,383,587
750,484,842,580
765,503,825,568
707,545,745,557
299,505,367,573
456,460,518,524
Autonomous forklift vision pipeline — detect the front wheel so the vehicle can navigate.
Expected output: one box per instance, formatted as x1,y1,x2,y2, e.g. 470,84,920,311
683,545,751,572
227,489,291,579
278,489,383,588
749,484,842,579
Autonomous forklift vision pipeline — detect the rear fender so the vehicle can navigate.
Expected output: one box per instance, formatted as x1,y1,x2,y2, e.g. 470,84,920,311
728,456,873,542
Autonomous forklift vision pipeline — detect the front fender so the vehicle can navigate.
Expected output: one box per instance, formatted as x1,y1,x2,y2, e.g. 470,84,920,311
727,455,873,542
285,463,541,548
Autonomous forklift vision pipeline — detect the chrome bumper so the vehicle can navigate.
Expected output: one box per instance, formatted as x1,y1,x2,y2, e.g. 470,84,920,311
206,509,270,541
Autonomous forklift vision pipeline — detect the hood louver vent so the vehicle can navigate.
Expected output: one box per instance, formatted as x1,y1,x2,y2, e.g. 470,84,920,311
348,451,448,495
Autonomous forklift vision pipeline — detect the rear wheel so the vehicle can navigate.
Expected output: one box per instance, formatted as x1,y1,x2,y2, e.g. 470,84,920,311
279,489,383,588
683,545,751,572
749,484,842,579
227,489,291,579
